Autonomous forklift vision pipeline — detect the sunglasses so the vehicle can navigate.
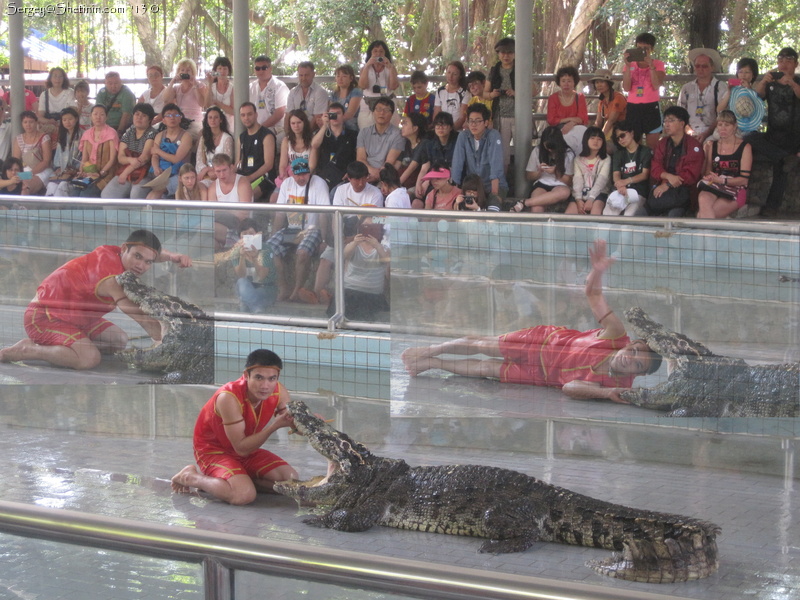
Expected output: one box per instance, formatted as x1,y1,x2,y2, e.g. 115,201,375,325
616,131,630,141
254,65,271,71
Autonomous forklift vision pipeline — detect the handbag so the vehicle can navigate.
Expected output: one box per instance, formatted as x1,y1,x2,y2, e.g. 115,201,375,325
697,180,737,200
115,148,148,184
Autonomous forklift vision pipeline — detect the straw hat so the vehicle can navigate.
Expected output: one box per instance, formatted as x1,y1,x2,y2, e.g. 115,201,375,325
687,48,722,71
588,68,615,86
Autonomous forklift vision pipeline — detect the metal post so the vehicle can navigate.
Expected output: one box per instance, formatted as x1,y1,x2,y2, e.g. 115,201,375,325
514,0,533,199
9,2,25,138
232,0,250,145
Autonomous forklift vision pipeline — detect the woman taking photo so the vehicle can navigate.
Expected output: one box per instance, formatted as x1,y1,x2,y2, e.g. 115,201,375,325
71,104,119,198
12,111,53,196
37,67,75,136
330,64,362,132
163,58,206,144
205,56,235,131
102,103,157,199
146,103,192,199
195,106,234,187
46,107,82,197
454,174,501,211
358,40,399,129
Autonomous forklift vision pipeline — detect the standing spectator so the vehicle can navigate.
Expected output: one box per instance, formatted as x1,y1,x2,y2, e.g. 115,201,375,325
415,111,458,199
73,80,93,130
37,67,75,136
330,64,362,132
547,65,589,156
678,48,728,143
249,56,289,139
450,103,508,197
604,120,652,216
516,125,574,213
590,69,627,148
433,61,470,130
267,157,331,303
139,65,167,125
12,111,53,196
566,127,611,215
484,37,516,173
231,219,278,313
71,105,119,198
205,56,235,131
716,58,763,134
750,47,800,217
163,58,206,145
310,102,358,191
358,41,399,129
46,107,82,197
237,102,277,202
285,61,329,132
146,103,192,199
421,166,461,210
622,33,666,149
95,71,136,137
195,106,234,188
641,106,703,217
356,97,405,183
403,70,435,128
398,112,427,192
101,103,156,200
697,110,752,219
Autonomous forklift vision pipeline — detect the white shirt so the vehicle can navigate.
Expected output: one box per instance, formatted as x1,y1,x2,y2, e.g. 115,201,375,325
384,187,411,208
249,77,289,135
286,83,329,123
332,182,384,207
678,78,728,136
435,87,470,122
39,88,76,116
525,146,575,187
277,174,330,230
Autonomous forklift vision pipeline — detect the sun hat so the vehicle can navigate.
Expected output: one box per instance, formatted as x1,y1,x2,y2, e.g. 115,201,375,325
687,48,722,71
421,168,451,181
588,68,615,86
728,86,765,133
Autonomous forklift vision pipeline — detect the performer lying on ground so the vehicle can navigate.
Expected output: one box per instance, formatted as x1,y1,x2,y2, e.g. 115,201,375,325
0,229,192,370
402,240,662,403
171,349,299,505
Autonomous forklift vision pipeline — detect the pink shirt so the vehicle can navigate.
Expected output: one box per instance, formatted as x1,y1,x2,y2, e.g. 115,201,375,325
627,60,665,104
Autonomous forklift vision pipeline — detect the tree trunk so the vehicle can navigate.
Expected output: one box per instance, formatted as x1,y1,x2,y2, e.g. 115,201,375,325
198,7,232,58
686,0,728,51
555,0,608,71
439,0,457,62
127,0,200,68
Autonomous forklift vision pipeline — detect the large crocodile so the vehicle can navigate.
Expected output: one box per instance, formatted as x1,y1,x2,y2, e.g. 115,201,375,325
115,271,214,384
274,400,720,583
621,307,799,417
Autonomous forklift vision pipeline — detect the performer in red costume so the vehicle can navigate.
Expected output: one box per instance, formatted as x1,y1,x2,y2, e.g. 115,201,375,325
0,229,192,370
402,240,662,403
171,349,299,505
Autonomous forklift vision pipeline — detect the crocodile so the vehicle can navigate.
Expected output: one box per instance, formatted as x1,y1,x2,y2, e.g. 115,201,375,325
115,271,214,384
274,400,720,583
621,307,799,417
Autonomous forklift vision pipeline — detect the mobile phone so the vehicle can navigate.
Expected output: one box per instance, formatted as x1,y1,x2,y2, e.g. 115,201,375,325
771,71,784,80
18,171,33,180
359,223,384,241
625,47,646,62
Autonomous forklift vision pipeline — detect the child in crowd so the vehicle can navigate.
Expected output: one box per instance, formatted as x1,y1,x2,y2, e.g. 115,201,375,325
567,127,611,215
379,163,411,208
421,164,461,210
466,71,492,125
404,70,435,128
516,126,574,213
0,157,24,207
604,120,652,216
175,163,206,200
485,37,516,173
73,80,93,131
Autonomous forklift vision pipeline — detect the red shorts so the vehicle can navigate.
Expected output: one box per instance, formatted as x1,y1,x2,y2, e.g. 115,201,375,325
24,302,116,348
195,448,289,481
497,326,554,385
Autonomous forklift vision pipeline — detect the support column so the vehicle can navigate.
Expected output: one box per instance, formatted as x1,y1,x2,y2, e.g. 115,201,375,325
514,0,533,198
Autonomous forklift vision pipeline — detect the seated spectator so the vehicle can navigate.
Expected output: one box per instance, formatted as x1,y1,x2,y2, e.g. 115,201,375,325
515,125,574,213
237,102,277,202
330,64,363,132
285,61,329,132
716,58,763,135
589,69,626,148
146,103,192,199
398,112,427,192
622,33,666,149
196,106,234,187
163,58,206,144
1,84,38,112
640,105,703,217
566,127,611,215
207,153,253,218
451,103,508,196
37,67,75,136
175,163,206,201
70,105,119,198
249,55,289,138
454,173,502,211
0,157,24,206
326,216,390,322
466,71,492,123
13,111,53,196
310,102,358,191
46,107,82,197
95,71,136,137
139,65,167,124
205,56,235,131
358,40,399,129
356,97,405,183
267,157,331,303
678,48,728,144
101,103,157,200
73,80,93,130
404,70,435,128
604,120,652,216
485,38,516,172
231,218,278,313
697,110,752,219
547,65,588,156
415,111,458,199
276,109,314,195
433,61,470,130
378,163,411,208
420,165,461,210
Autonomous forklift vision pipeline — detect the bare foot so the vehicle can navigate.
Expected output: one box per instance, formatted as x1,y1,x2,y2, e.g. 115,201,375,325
401,348,433,376
171,465,199,494
0,338,37,363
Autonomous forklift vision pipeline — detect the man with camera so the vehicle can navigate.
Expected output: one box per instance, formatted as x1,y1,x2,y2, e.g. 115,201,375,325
310,102,358,191
285,61,329,132
751,47,800,217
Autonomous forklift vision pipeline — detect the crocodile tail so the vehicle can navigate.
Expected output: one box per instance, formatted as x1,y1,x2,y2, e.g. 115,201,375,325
587,521,720,583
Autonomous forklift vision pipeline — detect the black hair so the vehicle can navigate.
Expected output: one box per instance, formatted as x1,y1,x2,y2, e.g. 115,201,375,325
245,349,283,371
466,103,490,121
379,163,401,188
125,229,162,254
132,102,156,121
635,32,656,48
635,342,663,375
161,103,182,117
346,161,369,179
613,119,636,137
328,101,345,113
494,37,515,53
460,174,488,209
239,218,261,233
736,57,759,79
365,40,392,63
465,71,486,84
202,106,230,156
538,126,569,179
46,67,70,90
239,101,257,114
410,70,429,85
90,104,108,116
432,111,454,128
212,56,233,75
286,109,313,148
663,105,690,125
57,107,81,150
580,126,607,159
403,112,427,140
20,110,38,122
555,65,580,87
2,156,23,176
446,61,468,90
373,96,395,114
253,55,271,65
